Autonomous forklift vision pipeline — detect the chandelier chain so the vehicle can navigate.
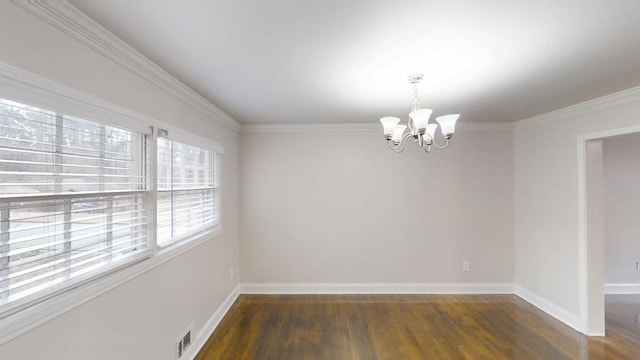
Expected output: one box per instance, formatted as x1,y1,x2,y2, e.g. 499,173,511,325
412,81,420,112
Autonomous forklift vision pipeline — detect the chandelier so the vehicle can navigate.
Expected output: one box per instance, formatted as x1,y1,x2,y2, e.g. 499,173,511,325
379,74,460,153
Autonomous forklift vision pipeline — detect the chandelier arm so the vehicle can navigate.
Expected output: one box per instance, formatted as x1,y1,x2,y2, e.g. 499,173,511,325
431,136,450,149
421,133,433,147
394,131,413,153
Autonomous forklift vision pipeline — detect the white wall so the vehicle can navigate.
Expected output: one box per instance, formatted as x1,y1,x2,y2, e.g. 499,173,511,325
0,2,239,360
514,90,640,324
240,126,514,284
603,133,640,284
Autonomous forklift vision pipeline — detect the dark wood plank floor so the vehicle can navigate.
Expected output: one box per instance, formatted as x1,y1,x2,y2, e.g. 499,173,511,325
196,294,640,359
606,294,640,345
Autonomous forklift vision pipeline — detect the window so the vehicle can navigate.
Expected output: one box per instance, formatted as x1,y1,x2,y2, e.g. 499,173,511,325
0,99,150,315
156,136,218,247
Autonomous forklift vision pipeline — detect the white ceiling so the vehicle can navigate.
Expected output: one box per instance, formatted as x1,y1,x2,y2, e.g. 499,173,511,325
70,0,640,125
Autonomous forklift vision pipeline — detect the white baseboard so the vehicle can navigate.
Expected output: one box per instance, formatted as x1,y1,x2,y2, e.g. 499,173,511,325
239,282,514,294
604,283,640,294
514,285,582,333
185,284,240,360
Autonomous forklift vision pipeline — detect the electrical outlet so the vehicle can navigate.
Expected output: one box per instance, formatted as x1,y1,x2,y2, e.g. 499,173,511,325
462,260,470,272
636,262,640,271
229,267,234,280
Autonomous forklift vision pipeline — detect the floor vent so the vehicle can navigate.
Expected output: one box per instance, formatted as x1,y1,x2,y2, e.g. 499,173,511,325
176,328,192,359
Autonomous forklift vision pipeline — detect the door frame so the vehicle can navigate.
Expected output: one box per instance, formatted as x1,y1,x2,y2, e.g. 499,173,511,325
577,124,640,335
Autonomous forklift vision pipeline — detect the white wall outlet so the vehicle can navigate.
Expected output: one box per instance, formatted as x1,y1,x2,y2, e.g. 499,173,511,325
636,261,640,271
229,267,234,280
462,260,471,272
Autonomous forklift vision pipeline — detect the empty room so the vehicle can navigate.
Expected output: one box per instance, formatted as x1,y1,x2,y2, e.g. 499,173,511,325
1,0,640,359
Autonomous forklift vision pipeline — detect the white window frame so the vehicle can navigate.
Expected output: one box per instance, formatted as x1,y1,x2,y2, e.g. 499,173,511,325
0,63,223,345
155,131,221,249
0,99,154,319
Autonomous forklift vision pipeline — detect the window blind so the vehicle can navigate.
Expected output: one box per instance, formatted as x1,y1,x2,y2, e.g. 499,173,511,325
156,136,218,247
0,99,150,315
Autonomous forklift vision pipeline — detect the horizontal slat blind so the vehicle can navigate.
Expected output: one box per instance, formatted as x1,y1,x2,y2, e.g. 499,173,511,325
0,99,150,315
0,100,143,196
157,137,217,247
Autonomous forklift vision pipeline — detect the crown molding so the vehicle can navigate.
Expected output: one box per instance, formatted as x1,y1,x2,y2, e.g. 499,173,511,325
0,60,156,132
514,85,640,130
242,123,379,133
241,122,512,133
11,0,241,131
459,122,514,131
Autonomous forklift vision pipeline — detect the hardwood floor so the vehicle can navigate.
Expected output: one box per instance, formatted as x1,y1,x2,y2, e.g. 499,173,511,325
606,294,640,345
196,294,640,359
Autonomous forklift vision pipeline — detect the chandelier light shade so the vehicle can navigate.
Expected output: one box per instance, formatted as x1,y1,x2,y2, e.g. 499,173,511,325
436,114,459,137
392,124,407,144
380,116,401,138
379,74,460,153
409,109,433,131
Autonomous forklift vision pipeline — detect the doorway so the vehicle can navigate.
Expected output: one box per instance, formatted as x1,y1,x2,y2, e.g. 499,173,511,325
580,126,640,337
601,133,640,342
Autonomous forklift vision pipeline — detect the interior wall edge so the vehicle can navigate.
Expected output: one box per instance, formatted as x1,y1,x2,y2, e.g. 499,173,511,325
240,122,514,133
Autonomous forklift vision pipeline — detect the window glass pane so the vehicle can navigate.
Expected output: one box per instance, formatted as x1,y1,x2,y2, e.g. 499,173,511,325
1,194,148,303
0,100,56,153
157,137,171,191
0,100,143,196
156,138,217,247
156,190,172,246
0,98,150,317
173,189,216,235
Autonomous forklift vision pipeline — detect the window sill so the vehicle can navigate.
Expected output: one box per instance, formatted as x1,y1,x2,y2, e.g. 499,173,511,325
156,225,221,252
0,226,222,345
